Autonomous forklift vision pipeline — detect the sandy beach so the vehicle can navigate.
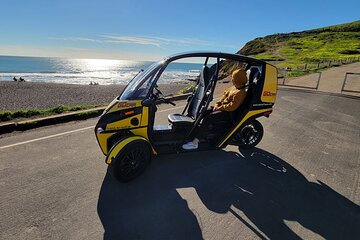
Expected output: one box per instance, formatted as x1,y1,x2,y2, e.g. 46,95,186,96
0,81,194,112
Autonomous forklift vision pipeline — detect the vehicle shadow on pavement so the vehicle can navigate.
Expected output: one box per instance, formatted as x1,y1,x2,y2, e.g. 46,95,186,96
97,148,360,240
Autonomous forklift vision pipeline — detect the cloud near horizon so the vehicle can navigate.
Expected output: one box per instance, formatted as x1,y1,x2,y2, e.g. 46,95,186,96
48,37,102,43
48,35,235,49
102,35,212,48
102,35,163,47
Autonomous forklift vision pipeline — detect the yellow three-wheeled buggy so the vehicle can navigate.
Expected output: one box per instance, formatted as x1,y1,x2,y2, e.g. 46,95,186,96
95,52,278,182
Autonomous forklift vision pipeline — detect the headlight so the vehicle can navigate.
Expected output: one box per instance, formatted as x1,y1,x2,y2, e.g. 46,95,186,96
97,127,105,133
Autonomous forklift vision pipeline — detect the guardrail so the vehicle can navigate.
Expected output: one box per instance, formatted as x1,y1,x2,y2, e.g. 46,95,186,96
341,72,360,94
277,69,321,90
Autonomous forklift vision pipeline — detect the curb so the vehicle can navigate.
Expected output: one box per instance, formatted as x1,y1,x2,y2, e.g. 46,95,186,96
0,107,105,134
0,122,16,134
0,93,191,135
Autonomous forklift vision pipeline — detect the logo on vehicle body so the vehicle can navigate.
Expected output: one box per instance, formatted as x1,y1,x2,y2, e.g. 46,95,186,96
117,102,137,108
263,91,276,97
106,125,131,131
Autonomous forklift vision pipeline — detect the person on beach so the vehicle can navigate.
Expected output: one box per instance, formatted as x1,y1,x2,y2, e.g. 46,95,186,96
182,68,248,150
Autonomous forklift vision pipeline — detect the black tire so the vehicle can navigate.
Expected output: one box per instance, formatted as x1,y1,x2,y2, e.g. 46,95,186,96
109,140,151,182
233,120,264,149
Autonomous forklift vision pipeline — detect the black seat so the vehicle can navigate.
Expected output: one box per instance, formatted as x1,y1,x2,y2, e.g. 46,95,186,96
168,66,211,125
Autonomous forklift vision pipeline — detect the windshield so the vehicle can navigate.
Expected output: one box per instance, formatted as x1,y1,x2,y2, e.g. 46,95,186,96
119,61,163,100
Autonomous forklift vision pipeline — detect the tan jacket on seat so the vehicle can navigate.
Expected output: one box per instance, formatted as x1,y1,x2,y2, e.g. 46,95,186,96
214,69,247,112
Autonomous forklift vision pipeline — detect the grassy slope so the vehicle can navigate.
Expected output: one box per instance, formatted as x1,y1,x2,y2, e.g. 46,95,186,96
237,20,360,69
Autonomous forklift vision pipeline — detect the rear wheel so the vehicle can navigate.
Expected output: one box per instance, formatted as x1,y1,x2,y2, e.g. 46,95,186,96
109,140,151,182
233,120,264,149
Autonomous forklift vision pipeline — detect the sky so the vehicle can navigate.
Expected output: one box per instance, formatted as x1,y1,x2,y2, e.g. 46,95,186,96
0,0,359,61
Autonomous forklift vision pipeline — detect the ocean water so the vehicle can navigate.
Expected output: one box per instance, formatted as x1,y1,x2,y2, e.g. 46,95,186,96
0,56,202,85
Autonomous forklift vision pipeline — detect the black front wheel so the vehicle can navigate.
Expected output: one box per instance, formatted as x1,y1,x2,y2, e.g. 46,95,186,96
109,140,151,182
233,120,264,149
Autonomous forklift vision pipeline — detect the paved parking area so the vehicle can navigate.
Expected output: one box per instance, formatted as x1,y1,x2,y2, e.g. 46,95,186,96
1,89,359,239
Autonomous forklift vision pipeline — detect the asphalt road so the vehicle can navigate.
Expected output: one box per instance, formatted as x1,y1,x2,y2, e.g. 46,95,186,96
0,88,359,240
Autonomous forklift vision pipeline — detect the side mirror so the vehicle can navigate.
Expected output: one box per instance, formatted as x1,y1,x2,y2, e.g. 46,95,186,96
142,98,154,107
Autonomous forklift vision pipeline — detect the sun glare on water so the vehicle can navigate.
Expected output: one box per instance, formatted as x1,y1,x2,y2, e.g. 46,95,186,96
77,58,127,71
60,58,146,85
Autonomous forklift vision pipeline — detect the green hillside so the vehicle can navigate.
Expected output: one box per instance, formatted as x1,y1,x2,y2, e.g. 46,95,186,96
237,20,360,69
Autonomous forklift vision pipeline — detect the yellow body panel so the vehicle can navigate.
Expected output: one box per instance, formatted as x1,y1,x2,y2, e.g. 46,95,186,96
104,97,120,113
96,132,116,155
95,99,156,156
106,113,142,131
140,107,149,126
130,127,149,139
105,136,149,164
130,127,157,154
218,108,273,147
261,64,278,103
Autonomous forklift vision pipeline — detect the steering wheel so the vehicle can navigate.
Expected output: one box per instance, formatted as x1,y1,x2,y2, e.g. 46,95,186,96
157,97,176,106
153,84,176,106
154,84,164,97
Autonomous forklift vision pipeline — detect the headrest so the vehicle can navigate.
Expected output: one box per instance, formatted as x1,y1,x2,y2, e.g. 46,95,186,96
200,66,210,87
248,68,260,83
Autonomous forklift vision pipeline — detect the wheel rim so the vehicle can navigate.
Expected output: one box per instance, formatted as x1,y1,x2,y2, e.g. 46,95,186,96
239,124,260,145
117,148,146,178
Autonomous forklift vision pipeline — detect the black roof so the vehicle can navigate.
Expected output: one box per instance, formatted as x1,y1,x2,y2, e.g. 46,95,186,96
165,51,266,65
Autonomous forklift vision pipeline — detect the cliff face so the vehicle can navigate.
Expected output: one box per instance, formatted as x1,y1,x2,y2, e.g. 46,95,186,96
237,20,360,68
